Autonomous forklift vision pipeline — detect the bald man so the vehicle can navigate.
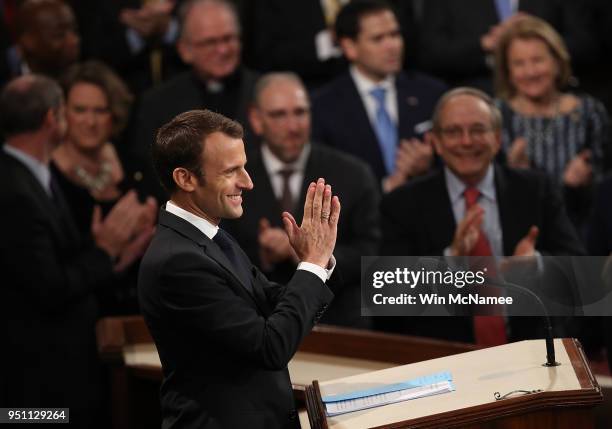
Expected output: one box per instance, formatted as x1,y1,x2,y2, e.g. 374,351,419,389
378,87,584,342
223,72,381,328
131,0,258,203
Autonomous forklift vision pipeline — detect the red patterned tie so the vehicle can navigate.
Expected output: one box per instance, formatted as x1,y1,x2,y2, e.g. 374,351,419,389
463,187,507,346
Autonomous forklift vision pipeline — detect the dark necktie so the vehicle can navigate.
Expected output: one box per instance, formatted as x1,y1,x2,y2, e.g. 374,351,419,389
463,187,507,346
213,229,253,293
278,168,295,213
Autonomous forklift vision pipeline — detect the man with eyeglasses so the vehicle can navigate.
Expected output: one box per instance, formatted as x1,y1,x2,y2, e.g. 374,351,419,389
222,72,381,328
377,87,584,343
131,0,258,203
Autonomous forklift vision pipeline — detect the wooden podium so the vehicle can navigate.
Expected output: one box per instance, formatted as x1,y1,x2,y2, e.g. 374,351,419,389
305,338,602,429
96,316,479,428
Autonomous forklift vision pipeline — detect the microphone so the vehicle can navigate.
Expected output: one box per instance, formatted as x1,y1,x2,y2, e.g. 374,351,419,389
418,257,560,367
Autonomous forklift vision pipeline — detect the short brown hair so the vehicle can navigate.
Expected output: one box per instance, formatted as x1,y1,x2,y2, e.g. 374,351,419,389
61,60,133,136
152,109,243,193
494,16,571,99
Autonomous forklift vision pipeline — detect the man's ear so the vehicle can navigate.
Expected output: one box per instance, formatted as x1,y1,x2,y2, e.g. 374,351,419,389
431,132,443,156
177,40,193,64
493,130,502,155
43,108,58,130
339,37,357,61
172,168,197,192
248,105,263,136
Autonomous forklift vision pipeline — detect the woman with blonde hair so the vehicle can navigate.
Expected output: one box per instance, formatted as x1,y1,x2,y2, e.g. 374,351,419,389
494,16,609,229
51,60,157,314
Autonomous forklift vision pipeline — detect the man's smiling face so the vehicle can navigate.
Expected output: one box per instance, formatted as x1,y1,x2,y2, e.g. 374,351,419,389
433,94,501,186
191,131,253,225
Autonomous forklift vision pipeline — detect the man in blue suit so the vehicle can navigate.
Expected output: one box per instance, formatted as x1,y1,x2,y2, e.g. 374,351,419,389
312,0,446,193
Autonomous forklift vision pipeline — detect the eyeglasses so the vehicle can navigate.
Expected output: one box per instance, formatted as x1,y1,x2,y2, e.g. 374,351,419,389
189,34,239,51
437,125,494,141
263,107,310,121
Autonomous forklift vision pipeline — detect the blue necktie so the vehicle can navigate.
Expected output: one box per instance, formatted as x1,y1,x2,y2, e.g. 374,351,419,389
370,87,398,175
213,229,253,293
494,0,514,22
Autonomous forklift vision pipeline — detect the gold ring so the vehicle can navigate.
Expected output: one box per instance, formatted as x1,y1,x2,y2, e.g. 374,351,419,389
321,212,330,220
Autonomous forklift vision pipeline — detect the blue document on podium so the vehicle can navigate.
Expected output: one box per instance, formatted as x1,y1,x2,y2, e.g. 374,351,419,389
322,371,455,416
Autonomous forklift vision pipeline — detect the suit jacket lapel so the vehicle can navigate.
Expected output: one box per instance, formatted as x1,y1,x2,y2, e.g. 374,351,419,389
159,209,263,310
494,165,521,256
429,171,457,253
248,149,284,222
6,154,78,245
343,74,386,171
396,73,415,138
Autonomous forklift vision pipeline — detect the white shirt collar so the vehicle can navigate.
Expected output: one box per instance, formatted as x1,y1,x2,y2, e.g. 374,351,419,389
444,164,496,205
165,200,219,240
260,143,311,176
3,144,51,195
349,64,395,98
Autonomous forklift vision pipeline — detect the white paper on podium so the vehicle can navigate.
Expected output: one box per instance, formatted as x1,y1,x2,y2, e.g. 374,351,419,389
325,380,455,416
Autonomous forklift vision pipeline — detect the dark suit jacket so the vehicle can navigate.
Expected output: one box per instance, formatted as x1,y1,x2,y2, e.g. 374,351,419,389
377,165,585,341
0,151,114,425
587,175,612,256
241,0,346,89
138,208,334,429
311,70,446,181
418,0,598,91
382,165,584,257
222,144,380,327
130,67,258,202
586,174,612,372
67,0,187,95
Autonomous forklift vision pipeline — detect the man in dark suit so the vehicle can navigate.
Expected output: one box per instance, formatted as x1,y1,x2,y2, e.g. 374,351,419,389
378,87,584,343
223,72,380,328
311,0,446,193
1,0,80,85
0,75,151,427
130,0,258,203
138,109,340,428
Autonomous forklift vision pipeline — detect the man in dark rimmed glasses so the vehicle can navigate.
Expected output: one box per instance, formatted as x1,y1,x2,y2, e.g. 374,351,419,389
131,0,258,204
376,87,584,343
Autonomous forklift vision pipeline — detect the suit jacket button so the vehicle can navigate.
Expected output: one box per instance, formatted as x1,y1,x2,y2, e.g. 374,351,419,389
288,409,297,420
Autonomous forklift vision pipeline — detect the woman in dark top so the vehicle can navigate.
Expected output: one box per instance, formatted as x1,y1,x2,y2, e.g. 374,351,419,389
493,16,610,233
52,60,157,315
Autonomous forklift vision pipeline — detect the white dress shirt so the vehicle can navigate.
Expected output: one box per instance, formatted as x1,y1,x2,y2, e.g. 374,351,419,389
3,144,52,196
260,143,310,209
166,200,334,282
444,165,504,257
349,65,398,127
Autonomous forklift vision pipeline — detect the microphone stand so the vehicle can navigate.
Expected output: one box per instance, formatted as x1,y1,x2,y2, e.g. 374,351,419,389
418,257,560,367
486,276,560,367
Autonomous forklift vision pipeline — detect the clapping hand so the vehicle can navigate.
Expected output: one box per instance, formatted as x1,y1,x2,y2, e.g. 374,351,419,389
450,205,484,256
281,178,340,268
563,150,593,187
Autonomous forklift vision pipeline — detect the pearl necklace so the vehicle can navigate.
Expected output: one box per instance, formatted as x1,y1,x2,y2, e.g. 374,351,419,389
74,161,113,193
